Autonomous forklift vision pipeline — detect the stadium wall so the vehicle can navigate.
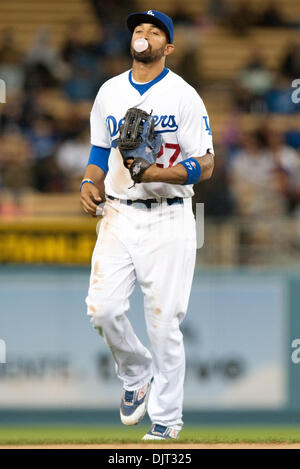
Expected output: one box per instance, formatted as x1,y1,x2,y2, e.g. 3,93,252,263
0,266,300,425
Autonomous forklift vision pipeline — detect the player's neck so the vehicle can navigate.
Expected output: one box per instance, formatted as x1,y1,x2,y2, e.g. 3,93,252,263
131,60,165,83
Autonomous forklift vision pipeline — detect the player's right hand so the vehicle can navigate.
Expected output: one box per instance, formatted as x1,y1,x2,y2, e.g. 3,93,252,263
80,182,103,217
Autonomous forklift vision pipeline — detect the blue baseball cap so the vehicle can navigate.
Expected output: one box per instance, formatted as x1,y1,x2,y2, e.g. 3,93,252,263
127,10,174,44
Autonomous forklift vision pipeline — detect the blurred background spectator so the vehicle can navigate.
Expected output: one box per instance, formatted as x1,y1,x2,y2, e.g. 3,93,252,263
235,49,274,112
280,43,300,80
260,124,300,213
56,123,90,191
0,28,24,93
258,1,286,28
227,1,257,36
206,0,231,26
266,75,298,113
0,129,33,193
229,130,287,217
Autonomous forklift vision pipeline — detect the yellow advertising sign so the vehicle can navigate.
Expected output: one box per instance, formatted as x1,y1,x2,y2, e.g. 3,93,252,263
0,218,98,264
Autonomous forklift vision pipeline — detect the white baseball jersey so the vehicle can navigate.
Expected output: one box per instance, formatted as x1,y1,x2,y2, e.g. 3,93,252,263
90,68,214,199
86,67,212,430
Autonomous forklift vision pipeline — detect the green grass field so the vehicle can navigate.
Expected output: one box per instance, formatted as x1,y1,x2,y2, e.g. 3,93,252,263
0,426,300,445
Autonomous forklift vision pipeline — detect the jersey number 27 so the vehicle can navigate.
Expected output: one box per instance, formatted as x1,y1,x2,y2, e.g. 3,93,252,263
156,143,180,168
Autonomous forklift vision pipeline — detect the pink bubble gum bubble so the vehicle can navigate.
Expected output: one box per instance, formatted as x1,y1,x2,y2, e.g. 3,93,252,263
134,38,148,52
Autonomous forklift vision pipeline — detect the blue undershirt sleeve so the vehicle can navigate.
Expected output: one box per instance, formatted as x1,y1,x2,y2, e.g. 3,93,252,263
87,145,110,174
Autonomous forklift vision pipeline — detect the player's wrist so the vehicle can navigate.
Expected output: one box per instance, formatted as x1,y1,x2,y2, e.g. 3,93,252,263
141,164,161,182
143,164,187,184
80,178,95,191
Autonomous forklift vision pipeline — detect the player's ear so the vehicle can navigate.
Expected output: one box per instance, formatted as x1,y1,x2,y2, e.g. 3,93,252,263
164,43,175,57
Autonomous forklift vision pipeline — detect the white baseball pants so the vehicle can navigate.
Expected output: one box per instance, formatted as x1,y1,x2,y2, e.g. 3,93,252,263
86,196,196,429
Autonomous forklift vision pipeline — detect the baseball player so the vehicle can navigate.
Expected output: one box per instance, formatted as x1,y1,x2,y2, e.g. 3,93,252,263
80,10,214,440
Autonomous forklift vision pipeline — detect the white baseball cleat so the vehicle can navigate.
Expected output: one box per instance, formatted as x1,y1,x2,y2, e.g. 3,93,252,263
142,424,179,440
120,377,153,426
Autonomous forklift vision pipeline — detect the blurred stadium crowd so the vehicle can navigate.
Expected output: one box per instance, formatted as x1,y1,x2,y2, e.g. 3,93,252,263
0,0,300,264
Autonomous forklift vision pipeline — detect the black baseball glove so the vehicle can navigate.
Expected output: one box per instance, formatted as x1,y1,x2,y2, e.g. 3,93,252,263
117,108,162,186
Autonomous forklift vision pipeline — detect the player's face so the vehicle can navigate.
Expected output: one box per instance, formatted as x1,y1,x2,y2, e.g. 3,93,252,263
131,23,169,63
